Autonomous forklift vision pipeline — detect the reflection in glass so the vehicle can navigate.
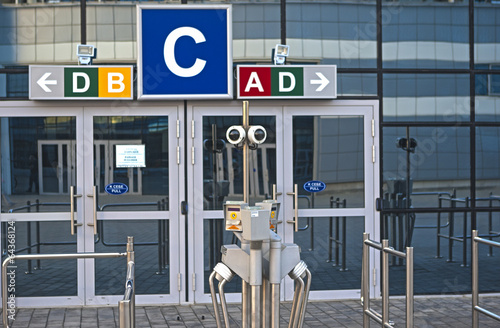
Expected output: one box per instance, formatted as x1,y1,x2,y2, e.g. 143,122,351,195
383,126,470,209
293,216,364,291
95,220,169,295
476,73,500,122
93,116,169,212
1,117,76,213
3,221,77,297
476,127,500,203
293,116,364,209
383,74,470,122
382,3,469,69
202,116,276,210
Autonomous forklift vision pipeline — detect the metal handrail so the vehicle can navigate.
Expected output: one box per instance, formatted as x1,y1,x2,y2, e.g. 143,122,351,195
8,202,70,213
2,237,135,328
362,232,414,328
119,260,136,328
472,230,500,328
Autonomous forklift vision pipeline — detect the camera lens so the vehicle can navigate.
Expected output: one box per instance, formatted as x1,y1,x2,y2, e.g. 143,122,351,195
228,129,241,142
254,129,265,142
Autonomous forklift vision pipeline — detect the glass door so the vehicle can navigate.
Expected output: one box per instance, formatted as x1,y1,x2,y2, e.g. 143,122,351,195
83,105,183,305
0,105,85,307
189,102,282,303
282,101,380,300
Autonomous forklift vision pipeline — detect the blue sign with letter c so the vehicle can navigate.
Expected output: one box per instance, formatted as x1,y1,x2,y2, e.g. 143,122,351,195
138,5,232,99
303,180,326,193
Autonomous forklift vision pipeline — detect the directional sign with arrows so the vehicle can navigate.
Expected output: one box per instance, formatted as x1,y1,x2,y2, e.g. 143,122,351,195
29,65,133,100
237,65,336,99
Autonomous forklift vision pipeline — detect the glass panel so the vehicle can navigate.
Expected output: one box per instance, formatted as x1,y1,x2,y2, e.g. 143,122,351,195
383,3,469,69
337,73,377,97
476,127,500,204
476,73,500,122
383,126,470,209
293,216,364,291
383,74,470,122
93,116,169,212
95,220,169,295
386,211,472,295
203,218,242,294
1,117,76,213
293,116,364,209
474,4,499,73
202,116,276,210
2,221,77,297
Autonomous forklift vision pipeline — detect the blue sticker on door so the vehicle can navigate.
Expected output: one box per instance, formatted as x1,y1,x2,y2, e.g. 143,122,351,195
105,183,129,195
303,180,326,193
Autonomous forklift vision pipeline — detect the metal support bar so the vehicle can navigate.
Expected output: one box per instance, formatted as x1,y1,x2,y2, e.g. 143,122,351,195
2,240,133,328
472,230,500,328
362,232,413,328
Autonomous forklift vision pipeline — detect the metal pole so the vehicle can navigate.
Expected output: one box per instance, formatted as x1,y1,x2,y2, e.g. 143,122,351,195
406,247,414,328
127,236,135,328
462,197,469,267
242,101,249,204
209,271,223,327
362,233,370,328
472,230,479,328
219,279,231,328
382,240,389,327
250,241,262,328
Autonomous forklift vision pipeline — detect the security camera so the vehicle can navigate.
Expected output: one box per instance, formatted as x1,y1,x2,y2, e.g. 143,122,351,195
226,126,246,145
247,125,267,145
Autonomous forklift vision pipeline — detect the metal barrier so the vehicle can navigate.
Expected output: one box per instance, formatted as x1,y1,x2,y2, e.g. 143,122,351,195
3,198,168,274
327,196,347,270
362,232,414,328
1,236,135,328
472,230,500,328
119,236,136,328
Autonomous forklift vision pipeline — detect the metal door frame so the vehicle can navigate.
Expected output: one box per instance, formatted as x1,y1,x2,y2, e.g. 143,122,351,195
37,140,76,195
0,101,86,307
282,100,380,301
82,104,184,306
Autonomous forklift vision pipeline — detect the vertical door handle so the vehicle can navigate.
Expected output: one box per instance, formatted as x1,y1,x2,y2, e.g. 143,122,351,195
286,184,299,232
87,186,98,235
70,186,82,235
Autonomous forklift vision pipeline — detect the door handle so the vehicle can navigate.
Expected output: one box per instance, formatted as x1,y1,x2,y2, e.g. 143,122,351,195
70,186,82,235
87,185,98,235
272,184,282,201
286,184,299,232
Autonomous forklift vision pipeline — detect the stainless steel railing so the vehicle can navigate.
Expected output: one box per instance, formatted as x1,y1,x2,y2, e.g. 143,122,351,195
1,236,135,328
362,232,414,328
472,230,500,328
119,237,135,328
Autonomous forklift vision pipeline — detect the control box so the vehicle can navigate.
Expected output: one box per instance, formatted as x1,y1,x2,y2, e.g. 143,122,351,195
256,199,280,229
224,201,248,231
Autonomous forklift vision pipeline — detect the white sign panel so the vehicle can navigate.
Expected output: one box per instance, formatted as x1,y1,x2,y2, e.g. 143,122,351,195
116,145,146,168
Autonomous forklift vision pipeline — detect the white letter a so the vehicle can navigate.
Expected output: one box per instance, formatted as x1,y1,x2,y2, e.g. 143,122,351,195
245,72,264,92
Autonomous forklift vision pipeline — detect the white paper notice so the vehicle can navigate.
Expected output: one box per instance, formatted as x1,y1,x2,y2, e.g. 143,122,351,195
116,145,146,168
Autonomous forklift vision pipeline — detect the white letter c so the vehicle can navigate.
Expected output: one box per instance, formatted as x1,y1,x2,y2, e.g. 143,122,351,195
164,26,207,78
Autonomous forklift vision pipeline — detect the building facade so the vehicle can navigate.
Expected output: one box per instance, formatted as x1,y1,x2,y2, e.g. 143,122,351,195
0,0,499,307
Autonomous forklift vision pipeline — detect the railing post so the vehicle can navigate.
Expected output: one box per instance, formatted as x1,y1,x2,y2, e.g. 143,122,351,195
127,236,135,328
406,246,414,328
382,240,389,327
362,233,370,328
472,230,479,328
